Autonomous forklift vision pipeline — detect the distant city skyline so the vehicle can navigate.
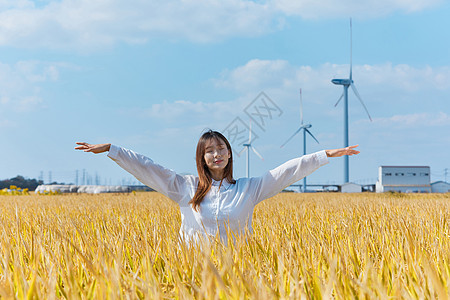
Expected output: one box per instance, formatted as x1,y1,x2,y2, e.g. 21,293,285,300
0,0,449,185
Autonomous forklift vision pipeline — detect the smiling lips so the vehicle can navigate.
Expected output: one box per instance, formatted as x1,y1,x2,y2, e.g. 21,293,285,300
214,160,223,164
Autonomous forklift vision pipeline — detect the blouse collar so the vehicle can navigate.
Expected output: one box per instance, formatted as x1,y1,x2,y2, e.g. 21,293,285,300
211,178,231,189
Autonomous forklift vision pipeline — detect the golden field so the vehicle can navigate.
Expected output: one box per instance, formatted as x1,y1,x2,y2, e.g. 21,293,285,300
0,192,448,299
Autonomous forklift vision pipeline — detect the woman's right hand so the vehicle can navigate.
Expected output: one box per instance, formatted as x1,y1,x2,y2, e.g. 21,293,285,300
75,142,111,154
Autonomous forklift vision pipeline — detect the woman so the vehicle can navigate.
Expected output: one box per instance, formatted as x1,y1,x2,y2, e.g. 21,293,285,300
75,130,359,244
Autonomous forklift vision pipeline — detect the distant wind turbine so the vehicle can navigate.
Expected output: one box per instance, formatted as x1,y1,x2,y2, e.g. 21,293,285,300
281,88,319,192
331,18,372,183
239,121,264,178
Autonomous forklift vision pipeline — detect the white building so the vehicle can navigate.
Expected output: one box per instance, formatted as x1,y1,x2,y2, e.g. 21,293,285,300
35,185,131,194
376,166,431,193
35,184,78,193
431,181,450,193
340,182,362,193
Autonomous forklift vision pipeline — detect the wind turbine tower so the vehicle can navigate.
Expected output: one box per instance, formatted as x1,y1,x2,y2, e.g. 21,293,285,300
281,89,319,192
240,121,264,178
331,18,372,183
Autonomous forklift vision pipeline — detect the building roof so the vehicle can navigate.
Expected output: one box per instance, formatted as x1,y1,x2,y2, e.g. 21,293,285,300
340,182,361,186
379,166,429,168
382,184,431,187
431,181,450,185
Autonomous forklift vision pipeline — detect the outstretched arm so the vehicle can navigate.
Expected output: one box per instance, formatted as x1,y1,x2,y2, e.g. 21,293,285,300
254,145,360,204
75,142,111,154
254,150,329,204
326,145,360,158
75,142,194,204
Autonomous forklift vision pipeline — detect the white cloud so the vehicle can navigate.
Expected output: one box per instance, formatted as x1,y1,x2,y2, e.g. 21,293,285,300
213,59,450,145
0,0,443,49
350,111,450,166
128,99,241,126
215,59,296,92
215,59,450,93
16,95,43,112
0,0,34,10
372,112,450,128
357,63,450,91
271,0,442,19
15,60,60,82
0,118,15,128
132,60,450,137
0,96,9,104
0,60,66,111
0,0,274,49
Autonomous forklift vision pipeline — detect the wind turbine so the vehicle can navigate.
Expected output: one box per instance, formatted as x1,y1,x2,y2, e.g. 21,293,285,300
331,18,372,183
239,121,264,178
281,88,319,192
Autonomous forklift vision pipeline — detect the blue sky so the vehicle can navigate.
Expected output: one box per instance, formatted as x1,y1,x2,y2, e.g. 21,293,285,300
1,0,449,186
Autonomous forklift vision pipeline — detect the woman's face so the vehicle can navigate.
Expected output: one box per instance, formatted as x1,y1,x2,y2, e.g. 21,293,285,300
203,137,231,177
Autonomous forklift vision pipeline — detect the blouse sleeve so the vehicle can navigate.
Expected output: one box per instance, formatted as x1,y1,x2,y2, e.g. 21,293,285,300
253,150,329,205
107,144,194,204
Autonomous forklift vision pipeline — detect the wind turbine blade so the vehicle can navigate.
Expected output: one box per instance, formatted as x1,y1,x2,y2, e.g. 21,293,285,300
350,83,372,121
300,88,303,125
305,128,320,144
334,91,344,107
251,146,264,160
280,128,302,148
238,146,247,156
248,120,252,143
349,18,353,80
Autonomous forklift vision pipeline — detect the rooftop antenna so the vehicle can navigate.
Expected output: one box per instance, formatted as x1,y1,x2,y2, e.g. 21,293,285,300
240,120,264,177
331,18,372,183
281,88,319,192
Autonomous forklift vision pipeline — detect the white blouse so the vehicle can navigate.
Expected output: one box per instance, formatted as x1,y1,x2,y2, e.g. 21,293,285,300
107,144,329,244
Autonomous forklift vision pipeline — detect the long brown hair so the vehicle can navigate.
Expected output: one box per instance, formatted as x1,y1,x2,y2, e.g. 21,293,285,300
189,130,236,211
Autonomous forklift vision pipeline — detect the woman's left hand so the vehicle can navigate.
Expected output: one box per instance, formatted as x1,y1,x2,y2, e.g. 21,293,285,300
326,145,360,157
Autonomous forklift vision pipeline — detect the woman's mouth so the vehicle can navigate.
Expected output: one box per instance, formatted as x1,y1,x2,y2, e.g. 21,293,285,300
214,160,223,164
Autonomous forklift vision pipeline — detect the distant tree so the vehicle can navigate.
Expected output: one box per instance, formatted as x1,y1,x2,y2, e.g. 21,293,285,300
0,176,44,191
